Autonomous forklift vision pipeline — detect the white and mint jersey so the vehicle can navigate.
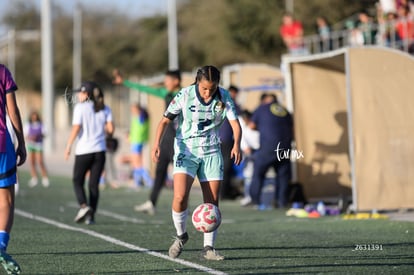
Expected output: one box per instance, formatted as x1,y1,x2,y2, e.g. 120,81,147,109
164,84,238,155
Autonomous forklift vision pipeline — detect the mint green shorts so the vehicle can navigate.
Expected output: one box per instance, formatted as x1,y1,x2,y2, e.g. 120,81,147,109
173,151,224,182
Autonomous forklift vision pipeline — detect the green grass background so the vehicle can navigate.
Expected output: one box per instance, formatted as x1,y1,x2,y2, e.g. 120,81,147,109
9,172,414,274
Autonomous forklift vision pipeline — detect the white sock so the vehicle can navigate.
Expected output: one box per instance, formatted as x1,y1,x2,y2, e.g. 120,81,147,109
203,230,217,248
172,209,188,236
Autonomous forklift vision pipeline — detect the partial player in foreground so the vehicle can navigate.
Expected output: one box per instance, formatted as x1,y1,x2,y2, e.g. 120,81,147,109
65,82,114,225
0,64,26,274
151,65,242,260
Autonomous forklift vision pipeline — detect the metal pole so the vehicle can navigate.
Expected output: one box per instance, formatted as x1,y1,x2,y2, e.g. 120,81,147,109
7,30,15,78
73,3,82,90
167,0,179,70
285,0,294,13
41,0,54,153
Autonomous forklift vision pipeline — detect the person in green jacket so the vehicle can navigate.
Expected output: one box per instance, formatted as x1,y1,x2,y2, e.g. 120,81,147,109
129,103,152,187
113,69,181,215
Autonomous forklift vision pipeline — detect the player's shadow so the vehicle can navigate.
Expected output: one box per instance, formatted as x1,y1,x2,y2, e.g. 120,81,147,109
296,111,352,200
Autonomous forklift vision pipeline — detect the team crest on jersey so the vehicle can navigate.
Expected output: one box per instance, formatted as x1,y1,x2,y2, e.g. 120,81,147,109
214,101,224,113
270,103,287,117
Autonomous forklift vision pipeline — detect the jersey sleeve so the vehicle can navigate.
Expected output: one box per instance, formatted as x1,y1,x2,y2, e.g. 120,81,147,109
123,80,167,99
105,106,113,122
72,104,82,125
163,89,184,120
1,66,18,93
222,89,238,121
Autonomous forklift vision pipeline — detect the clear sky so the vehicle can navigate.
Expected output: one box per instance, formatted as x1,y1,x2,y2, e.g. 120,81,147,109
0,0,167,36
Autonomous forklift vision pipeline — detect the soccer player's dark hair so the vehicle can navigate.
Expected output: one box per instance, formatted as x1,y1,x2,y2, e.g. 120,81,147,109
193,65,221,84
166,69,182,82
92,84,105,112
228,85,239,93
29,111,42,123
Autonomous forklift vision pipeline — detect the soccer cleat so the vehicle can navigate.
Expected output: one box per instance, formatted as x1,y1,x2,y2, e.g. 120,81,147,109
28,177,38,188
41,178,50,188
201,246,224,261
0,250,21,275
168,232,188,259
240,196,252,207
74,206,92,223
134,201,155,215
84,215,95,225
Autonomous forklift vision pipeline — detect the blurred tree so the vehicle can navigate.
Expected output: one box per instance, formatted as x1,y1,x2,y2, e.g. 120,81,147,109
1,0,377,90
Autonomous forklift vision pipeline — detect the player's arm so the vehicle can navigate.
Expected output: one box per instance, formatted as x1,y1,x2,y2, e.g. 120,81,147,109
229,119,242,165
6,92,26,166
65,124,81,160
105,107,115,136
152,92,182,162
151,116,172,163
112,69,167,99
123,80,168,99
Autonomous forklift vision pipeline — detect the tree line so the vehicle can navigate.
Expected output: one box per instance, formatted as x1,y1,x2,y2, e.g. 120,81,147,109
2,0,375,90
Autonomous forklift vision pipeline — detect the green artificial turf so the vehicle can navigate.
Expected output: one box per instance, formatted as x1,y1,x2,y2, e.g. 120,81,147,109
7,172,414,274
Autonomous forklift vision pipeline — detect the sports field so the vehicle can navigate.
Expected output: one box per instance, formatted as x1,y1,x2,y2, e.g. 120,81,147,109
10,172,414,274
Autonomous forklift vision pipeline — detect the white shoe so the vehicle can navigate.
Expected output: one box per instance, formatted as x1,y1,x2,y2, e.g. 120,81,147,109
134,201,155,215
240,196,252,207
28,177,38,188
201,246,225,261
74,206,92,223
42,177,50,187
168,233,188,259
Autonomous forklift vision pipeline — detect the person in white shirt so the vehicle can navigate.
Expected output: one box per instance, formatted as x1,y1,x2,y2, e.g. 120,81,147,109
238,110,260,206
65,81,114,225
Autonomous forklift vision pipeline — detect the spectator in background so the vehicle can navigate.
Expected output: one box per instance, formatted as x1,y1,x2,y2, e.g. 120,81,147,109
280,13,307,55
238,110,260,207
395,4,414,51
315,16,331,52
358,11,376,44
25,111,49,188
249,94,293,210
219,85,242,200
346,20,365,46
377,3,401,47
129,103,152,188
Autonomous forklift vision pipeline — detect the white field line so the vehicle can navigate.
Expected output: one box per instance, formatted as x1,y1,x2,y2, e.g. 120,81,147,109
66,202,165,225
66,202,233,225
15,209,228,275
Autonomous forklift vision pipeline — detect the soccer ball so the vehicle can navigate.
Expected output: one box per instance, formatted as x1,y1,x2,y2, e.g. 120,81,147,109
192,203,221,233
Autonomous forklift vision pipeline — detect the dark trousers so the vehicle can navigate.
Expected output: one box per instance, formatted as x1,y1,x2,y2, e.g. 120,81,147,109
250,152,291,207
150,126,174,206
220,141,237,199
73,152,106,214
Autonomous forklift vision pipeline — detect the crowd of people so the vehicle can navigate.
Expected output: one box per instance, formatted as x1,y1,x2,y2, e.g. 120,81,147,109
280,0,414,55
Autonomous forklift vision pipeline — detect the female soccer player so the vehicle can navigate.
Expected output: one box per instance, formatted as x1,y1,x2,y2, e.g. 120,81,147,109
129,103,152,188
25,111,49,188
152,65,242,260
65,82,114,225
0,64,26,274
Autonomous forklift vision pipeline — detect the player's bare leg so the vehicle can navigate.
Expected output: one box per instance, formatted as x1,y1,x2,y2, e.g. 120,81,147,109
200,180,224,260
169,173,193,258
0,186,21,274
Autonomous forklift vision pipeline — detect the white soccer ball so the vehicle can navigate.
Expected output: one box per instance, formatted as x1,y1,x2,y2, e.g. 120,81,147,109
192,203,222,233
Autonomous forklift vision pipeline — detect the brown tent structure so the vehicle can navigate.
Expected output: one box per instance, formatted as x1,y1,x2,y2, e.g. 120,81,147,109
283,47,414,211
